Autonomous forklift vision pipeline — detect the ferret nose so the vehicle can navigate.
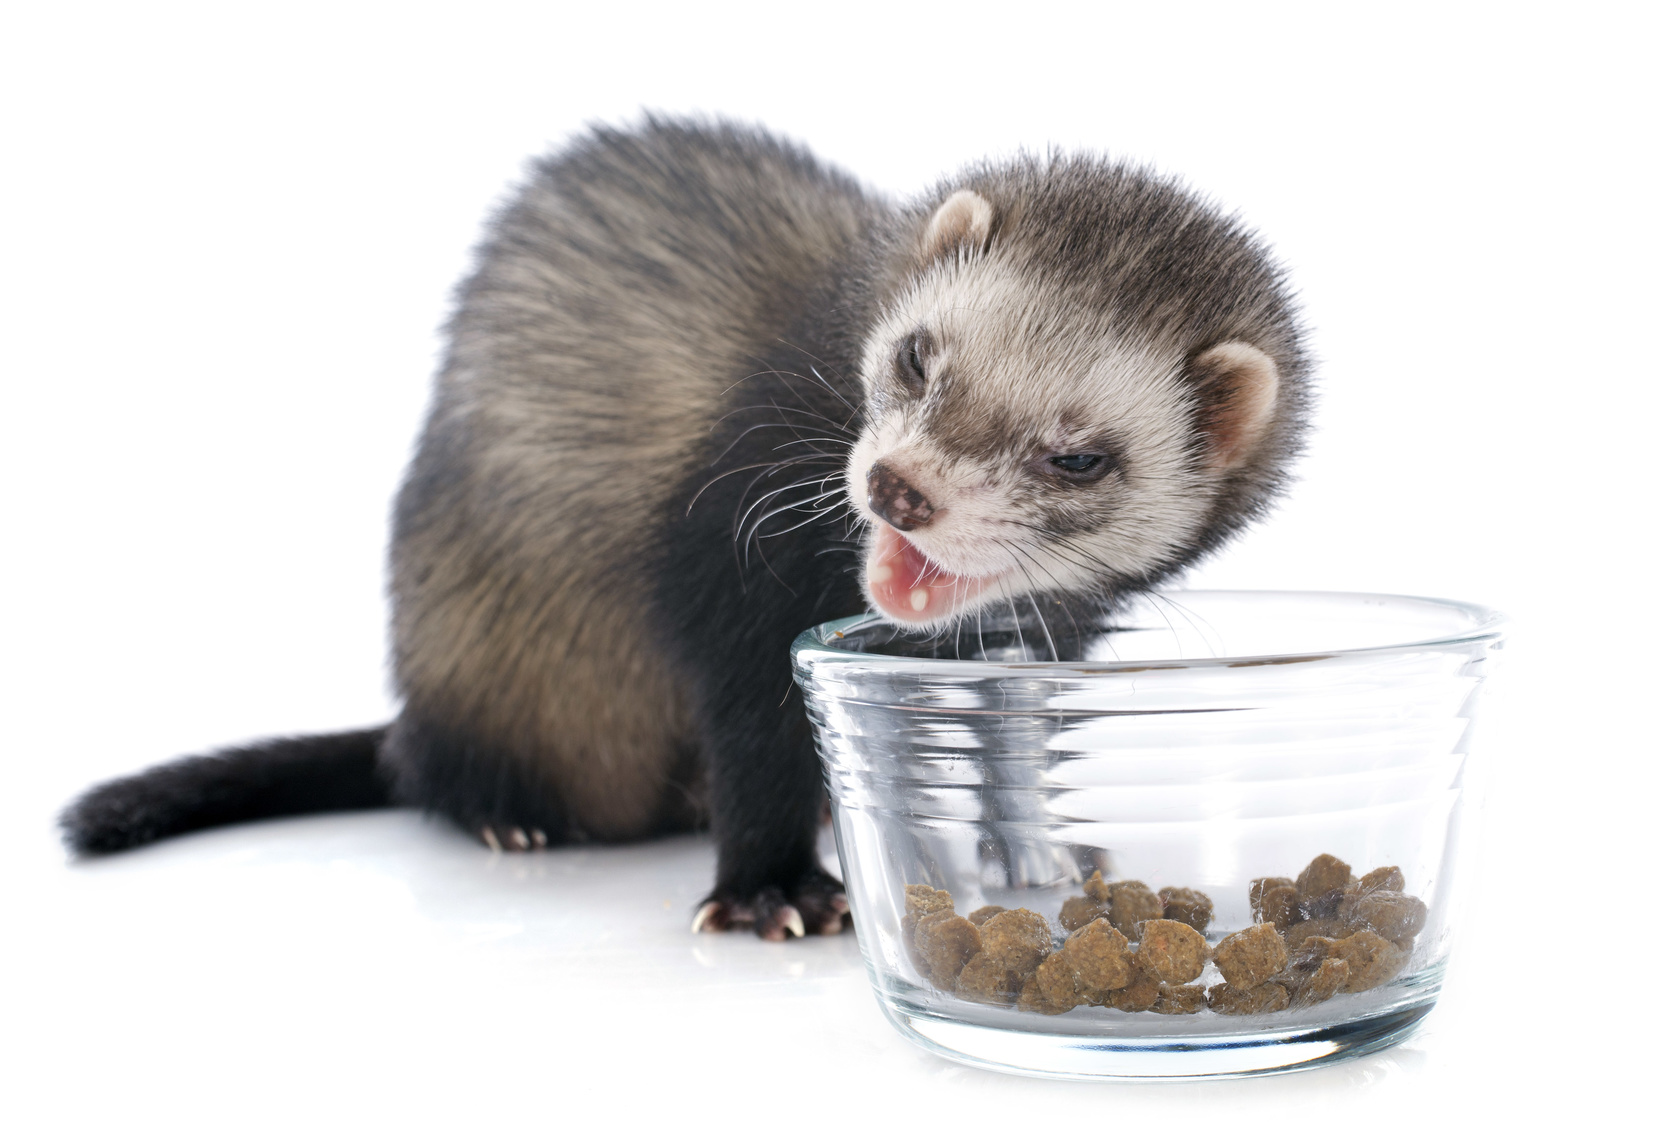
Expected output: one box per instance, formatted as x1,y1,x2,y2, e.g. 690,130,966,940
866,461,937,531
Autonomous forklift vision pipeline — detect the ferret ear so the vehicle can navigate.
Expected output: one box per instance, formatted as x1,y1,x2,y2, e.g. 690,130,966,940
1188,341,1280,472
920,189,996,261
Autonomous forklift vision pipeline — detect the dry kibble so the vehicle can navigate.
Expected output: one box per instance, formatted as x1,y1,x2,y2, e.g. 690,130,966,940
1136,919,1210,984
1297,854,1355,900
902,918,931,976
1030,950,1081,1012
915,910,981,992
901,885,956,978
1212,922,1289,990
1284,917,1348,952
977,908,1053,975
1159,886,1214,934
905,861,1420,1019
1326,930,1408,993
1208,981,1291,1015
1106,880,1164,939
1344,865,1405,903
1293,957,1350,1006
1249,876,1293,908
1062,918,1136,993
1343,892,1427,941
1249,877,1302,929
904,884,954,925
1152,983,1207,1014
1100,978,1162,1012
1017,973,1074,1015
1059,895,1109,933
955,952,1025,1006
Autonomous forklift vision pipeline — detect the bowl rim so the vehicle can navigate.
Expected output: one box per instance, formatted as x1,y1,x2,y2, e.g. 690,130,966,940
791,588,1507,674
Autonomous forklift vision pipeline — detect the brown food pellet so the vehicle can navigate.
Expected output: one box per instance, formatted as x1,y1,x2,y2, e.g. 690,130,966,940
1258,885,1303,928
1249,877,1302,928
1303,891,1347,921
1136,919,1210,984
977,908,1053,975
1208,981,1290,1015
1029,950,1081,1012
1062,918,1136,993
1017,973,1074,1015
1292,935,1336,969
1293,957,1349,1006
1159,886,1214,934
1099,977,1161,1012
1082,870,1112,903
1284,917,1348,952
1326,930,1408,993
1151,983,1207,1014
955,952,1025,1005
1343,891,1427,941
902,917,933,977
901,885,955,978
915,910,981,992
1297,854,1355,900
904,884,954,925
1106,880,1164,939
1058,895,1109,932
968,905,1006,927
1345,865,1404,902
1212,922,1288,990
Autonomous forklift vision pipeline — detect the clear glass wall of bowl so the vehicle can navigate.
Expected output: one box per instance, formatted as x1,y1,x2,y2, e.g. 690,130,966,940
792,591,1504,1080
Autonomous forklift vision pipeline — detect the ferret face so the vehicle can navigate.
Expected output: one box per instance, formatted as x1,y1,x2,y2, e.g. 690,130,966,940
845,191,1280,627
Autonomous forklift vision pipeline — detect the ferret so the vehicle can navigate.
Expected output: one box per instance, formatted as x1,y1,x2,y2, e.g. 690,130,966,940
61,117,1310,939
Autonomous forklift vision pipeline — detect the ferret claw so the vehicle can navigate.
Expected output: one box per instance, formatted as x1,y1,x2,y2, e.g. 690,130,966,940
508,827,530,850
692,901,724,933
531,828,547,848
480,826,502,852
783,907,806,939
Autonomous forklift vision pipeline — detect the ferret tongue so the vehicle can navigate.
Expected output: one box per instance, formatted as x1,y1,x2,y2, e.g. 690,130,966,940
867,526,968,622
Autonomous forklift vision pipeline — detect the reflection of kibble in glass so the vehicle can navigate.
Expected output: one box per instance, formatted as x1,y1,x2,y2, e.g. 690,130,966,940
902,853,1427,1019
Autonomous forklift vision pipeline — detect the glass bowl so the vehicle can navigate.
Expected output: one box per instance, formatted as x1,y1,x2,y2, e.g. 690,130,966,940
792,590,1504,1081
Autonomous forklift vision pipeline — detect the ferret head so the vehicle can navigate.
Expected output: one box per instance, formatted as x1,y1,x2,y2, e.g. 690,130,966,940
847,159,1308,627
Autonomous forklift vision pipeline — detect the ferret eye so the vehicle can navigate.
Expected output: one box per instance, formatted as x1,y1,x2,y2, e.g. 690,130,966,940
1047,453,1112,482
894,330,930,394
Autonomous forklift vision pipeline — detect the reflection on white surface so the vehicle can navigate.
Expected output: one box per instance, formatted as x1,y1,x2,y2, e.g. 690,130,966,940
1,806,1629,1129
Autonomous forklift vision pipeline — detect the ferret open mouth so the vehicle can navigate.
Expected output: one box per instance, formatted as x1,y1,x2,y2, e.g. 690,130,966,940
865,526,1002,623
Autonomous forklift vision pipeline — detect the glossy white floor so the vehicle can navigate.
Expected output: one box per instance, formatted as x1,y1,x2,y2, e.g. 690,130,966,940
5,787,1657,1131
5,4,1669,1130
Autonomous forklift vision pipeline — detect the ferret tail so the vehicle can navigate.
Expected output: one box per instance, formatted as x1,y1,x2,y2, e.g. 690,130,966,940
60,727,392,855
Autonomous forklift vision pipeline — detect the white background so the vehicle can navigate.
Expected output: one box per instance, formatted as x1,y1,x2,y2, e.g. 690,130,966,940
3,2,1670,1129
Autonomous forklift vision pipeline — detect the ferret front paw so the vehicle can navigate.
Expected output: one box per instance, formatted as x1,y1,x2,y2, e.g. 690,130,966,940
477,824,548,852
692,870,850,941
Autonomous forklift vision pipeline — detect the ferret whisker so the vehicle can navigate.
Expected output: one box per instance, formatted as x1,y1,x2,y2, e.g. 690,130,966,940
729,458,839,538
712,403,857,437
688,454,837,514
772,342,858,412
738,490,850,548
734,485,846,543
754,500,850,542
994,541,1061,662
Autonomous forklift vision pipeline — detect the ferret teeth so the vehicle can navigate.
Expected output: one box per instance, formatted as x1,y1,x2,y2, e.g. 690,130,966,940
872,562,893,581
909,588,929,612
480,826,502,852
692,901,724,933
783,908,806,938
